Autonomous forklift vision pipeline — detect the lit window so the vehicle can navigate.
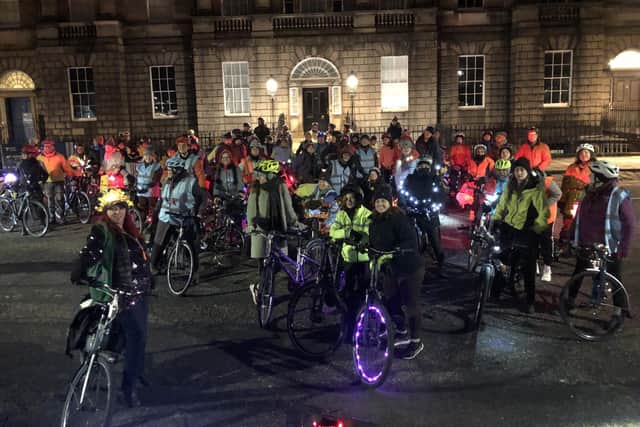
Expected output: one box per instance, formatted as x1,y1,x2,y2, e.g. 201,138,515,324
150,66,178,118
458,0,483,8
222,62,251,116
458,55,484,108
381,56,409,112
68,67,96,120
544,50,572,106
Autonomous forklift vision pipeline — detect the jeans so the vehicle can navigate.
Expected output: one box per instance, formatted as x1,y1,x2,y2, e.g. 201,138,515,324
43,181,64,221
536,225,554,266
415,215,445,265
117,297,148,392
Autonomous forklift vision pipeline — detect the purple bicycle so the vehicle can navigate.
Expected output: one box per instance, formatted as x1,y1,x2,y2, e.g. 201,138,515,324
352,245,412,388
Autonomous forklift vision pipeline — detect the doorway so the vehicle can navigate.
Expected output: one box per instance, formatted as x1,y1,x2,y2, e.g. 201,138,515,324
302,88,329,132
608,72,640,134
5,97,36,148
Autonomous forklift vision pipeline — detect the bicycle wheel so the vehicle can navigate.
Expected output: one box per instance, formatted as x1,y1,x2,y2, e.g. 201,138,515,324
167,241,194,296
288,281,346,359
559,270,629,341
471,265,493,331
22,200,49,237
0,198,16,232
301,238,324,282
257,263,275,328
353,301,394,388
60,355,113,427
214,225,246,255
74,192,92,224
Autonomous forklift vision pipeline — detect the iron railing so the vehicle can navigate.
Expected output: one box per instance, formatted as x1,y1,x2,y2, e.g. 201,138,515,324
213,17,252,33
538,3,580,25
59,23,97,41
273,14,353,31
375,12,415,28
602,107,640,137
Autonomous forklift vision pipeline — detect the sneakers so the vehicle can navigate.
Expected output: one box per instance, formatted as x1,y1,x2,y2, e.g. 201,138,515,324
398,339,424,360
541,265,552,282
393,328,410,348
249,283,258,305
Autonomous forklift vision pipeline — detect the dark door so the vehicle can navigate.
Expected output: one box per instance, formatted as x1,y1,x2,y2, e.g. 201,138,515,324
610,74,640,132
6,97,35,148
303,88,329,132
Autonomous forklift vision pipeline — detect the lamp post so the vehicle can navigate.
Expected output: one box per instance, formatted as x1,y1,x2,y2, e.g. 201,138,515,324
266,77,278,133
346,71,358,131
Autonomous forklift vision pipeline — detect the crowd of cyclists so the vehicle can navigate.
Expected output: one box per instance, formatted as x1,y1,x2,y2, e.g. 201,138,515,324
2,117,636,403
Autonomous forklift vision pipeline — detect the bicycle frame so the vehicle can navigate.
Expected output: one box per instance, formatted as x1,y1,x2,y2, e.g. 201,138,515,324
584,248,633,316
266,238,317,285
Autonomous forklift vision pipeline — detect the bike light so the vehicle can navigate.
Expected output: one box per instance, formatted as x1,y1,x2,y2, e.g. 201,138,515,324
433,187,439,193
492,246,501,253
571,201,579,218
3,173,17,184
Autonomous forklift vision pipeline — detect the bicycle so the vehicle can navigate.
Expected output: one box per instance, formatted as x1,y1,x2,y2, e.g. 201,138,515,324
201,195,246,260
559,244,632,341
287,236,347,359
251,228,321,328
60,285,145,427
62,177,92,224
0,180,49,237
352,245,412,388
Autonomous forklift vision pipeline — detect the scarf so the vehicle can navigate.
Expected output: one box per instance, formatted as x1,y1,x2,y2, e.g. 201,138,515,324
260,177,285,233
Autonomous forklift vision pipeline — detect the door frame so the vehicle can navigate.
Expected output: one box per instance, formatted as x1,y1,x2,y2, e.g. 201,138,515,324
0,90,39,147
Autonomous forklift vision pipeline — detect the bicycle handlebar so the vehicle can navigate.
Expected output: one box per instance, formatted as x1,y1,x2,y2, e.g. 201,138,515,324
92,284,147,298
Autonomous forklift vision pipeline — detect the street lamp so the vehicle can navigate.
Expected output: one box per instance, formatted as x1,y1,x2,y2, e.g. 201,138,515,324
346,71,358,130
266,77,278,133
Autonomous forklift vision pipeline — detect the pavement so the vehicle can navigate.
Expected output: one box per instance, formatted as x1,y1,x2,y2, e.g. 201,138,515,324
1,185,640,427
547,155,640,178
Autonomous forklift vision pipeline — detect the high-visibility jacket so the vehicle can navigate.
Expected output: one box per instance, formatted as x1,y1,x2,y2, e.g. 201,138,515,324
468,157,495,179
514,142,552,171
37,152,73,183
329,205,371,263
158,175,197,225
449,144,471,169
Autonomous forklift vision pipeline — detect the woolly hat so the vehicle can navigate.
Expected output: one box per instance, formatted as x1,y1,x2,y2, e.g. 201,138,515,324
373,184,393,204
512,157,531,174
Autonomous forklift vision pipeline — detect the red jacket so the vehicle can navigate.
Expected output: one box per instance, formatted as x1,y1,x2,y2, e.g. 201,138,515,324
468,157,495,179
514,142,552,171
449,144,471,169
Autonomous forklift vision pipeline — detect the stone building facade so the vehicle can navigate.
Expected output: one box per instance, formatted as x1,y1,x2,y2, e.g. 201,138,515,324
0,0,638,151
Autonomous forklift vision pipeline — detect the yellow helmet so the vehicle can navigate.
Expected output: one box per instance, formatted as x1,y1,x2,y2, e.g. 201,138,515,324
255,159,281,174
95,189,133,213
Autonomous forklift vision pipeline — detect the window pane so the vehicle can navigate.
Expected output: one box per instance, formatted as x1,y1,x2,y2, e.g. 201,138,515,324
475,94,483,106
562,65,570,77
69,68,77,80
561,78,569,91
85,68,93,80
544,92,551,104
151,67,159,79
560,91,569,103
563,51,571,64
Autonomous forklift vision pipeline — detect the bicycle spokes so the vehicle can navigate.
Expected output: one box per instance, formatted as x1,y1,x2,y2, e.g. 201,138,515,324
353,304,393,386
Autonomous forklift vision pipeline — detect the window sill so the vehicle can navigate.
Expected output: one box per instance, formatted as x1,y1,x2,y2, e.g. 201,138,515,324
153,115,179,120
381,108,409,113
458,105,485,110
71,117,97,122
543,103,571,108
224,113,251,117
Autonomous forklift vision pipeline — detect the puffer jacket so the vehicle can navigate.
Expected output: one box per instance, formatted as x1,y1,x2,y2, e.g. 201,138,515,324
493,177,550,234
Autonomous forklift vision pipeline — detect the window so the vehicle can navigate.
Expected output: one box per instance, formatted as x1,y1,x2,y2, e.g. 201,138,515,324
68,67,96,120
458,55,484,108
458,0,483,8
331,86,342,115
381,56,409,112
150,66,178,118
378,0,409,9
222,0,250,15
289,87,299,116
544,50,572,106
223,62,250,116
283,0,294,13
0,0,20,25
332,0,343,12
302,0,327,13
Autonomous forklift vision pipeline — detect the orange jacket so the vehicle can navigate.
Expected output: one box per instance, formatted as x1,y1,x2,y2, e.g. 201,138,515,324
544,176,558,224
468,157,495,179
449,144,471,168
379,146,400,171
37,153,73,183
514,142,552,171
564,162,591,185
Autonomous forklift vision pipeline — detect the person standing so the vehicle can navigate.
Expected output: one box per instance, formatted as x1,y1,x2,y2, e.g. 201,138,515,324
386,116,403,140
558,143,595,241
514,126,551,172
70,188,152,408
37,139,74,223
254,117,271,144
489,131,509,160
415,126,443,170
356,135,378,180
135,147,162,221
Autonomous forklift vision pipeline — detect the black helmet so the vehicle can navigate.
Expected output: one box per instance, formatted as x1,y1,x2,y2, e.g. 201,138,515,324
340,184,364,201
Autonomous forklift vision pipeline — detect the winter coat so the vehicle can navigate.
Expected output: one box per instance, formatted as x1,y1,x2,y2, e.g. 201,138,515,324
468,156,495,179
378,145,399,171
493,178,549,234
329,206,371,263
559,162,591,217
415,136,443,167
448,144,471,169
37,152,73,183
211,165,244,198
272,145,292,163
514,142,552,171
293,151,318,184
387,123,403,140
368,208,421,273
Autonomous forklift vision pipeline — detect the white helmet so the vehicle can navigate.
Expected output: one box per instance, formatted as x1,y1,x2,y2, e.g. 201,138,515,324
589,160,619,179
576,143,595,154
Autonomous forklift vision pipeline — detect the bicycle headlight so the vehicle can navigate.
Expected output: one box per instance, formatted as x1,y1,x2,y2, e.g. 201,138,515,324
492,245,501,253
3,173,17,185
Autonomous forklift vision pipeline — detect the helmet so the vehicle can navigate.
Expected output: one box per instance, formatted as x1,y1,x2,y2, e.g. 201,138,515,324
21,144,40,156
400,139,414,150
166,156,186,170
95,189,133,213
417,156,433,167
255,159,280,174
317,131,326,138
249,139,264,149
473,144,488,153
454,132,465,139
576,143,595,154
589,160,619,179
495,159,511,170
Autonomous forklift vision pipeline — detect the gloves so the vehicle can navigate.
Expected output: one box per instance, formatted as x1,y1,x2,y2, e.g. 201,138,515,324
350,230,364,243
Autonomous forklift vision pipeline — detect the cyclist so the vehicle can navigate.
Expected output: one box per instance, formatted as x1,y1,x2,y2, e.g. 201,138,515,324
173,136,206,189
489,130,509,160
100,139,127,190
558,143,595,242
369,184,424,359
240,137,267,185
68,142,99,178
394,138,419,196
70,188,152,408
150,156,203,282
568,160,635,314
468,144,495,180
247,160,303,302
415,126,443,170
402,157,445,276
293,140,319,184
514,126,551,172
483,158,511,212
37,139,74,224
356,135,378,179
135,147,162,220
492,157,549,313
361,167,384,210
304,171,339,227
17,144,48,196
327,147,358,195
329,185,372,325
378,133,399,184
448,132,471,172
535,169,562,282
